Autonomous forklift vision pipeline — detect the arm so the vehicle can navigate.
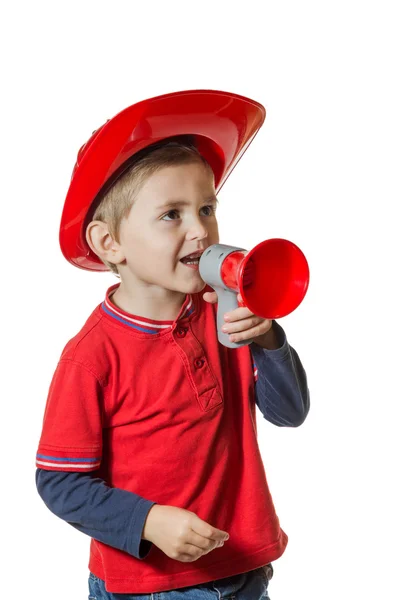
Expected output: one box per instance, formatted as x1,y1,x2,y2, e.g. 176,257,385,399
36,360,157,558
35,468,156,559
251,320,310,427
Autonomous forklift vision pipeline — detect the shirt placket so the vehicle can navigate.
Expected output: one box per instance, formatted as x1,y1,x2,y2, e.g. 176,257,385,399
172,322,223,412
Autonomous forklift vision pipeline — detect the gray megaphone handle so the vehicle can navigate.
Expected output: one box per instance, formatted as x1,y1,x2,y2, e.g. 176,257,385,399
199,243,253,349
216,288,252,349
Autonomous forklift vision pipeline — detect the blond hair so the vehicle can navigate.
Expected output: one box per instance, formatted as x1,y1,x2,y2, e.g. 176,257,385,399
88,136,213,275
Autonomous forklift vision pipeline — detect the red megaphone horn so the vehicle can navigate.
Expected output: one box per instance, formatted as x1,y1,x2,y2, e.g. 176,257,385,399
199,238,310,348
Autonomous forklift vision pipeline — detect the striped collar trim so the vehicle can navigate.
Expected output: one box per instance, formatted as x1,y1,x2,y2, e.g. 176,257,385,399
101,284,195,334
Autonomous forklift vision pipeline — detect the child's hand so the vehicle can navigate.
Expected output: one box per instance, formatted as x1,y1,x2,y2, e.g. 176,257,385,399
142,504,229,562
203,291,273,346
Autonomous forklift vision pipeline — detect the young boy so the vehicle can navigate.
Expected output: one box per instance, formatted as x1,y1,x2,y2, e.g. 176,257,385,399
36,90,310,600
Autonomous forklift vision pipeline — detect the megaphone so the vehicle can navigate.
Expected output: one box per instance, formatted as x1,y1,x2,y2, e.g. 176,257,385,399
199,238,310,348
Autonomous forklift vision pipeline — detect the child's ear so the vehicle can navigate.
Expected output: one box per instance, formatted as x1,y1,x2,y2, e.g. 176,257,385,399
86,221,125,266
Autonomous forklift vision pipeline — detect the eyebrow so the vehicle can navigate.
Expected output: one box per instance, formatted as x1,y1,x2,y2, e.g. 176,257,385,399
156,197,218,210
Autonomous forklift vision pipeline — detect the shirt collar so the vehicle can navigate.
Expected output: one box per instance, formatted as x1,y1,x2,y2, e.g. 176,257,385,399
101,283,195,334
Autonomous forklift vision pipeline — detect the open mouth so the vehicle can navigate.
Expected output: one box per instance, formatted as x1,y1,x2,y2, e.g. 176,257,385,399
180,249,204,269
179,250,204,267
180,257,200,266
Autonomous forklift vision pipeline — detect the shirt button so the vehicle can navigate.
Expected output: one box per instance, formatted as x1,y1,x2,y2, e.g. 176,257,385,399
176,327,187,338
194,358,205,369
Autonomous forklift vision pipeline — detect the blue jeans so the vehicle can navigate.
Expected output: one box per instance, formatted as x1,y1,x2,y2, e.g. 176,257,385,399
88,564,273,600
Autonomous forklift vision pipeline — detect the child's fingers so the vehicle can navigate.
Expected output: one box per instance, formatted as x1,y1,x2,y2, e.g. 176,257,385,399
222,317,272,343
224,307,253,322
222,315,264,335
203,291,218,304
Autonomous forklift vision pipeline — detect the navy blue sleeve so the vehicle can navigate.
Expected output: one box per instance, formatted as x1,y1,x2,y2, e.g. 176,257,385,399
35,469,156,559
250,320,310,427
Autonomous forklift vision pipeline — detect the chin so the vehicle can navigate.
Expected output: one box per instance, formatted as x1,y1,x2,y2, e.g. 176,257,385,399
180,279,207,295
193,280,207,293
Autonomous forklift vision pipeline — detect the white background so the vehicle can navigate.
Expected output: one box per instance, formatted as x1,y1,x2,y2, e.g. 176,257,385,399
1,1,399,598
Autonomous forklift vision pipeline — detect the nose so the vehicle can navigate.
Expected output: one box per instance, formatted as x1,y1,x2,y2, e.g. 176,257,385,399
185,217,209,241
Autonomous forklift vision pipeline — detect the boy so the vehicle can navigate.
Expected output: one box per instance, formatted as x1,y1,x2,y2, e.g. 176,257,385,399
36,90,310,599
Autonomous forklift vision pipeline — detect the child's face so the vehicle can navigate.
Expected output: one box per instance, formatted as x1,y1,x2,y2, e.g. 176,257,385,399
117,161,219,294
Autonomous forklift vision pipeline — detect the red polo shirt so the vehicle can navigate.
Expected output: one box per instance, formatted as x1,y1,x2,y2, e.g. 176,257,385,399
36,283,288,593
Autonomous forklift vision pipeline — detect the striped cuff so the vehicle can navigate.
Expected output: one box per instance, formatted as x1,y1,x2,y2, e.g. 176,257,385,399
36,450,101,472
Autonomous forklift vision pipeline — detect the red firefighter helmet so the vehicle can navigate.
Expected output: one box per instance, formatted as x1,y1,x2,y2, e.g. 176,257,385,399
59,89,266,271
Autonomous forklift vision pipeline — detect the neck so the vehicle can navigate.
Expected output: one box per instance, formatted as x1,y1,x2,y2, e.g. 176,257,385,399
111,280,187,322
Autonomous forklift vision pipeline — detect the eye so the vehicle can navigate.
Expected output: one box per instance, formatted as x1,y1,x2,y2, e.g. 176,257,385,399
161,210,180,221
200,205,217,216
161,205,217,221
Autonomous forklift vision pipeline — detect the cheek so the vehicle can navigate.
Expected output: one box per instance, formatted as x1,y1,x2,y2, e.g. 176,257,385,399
210,220,219,240
125,227,178,261
122,223,152,251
